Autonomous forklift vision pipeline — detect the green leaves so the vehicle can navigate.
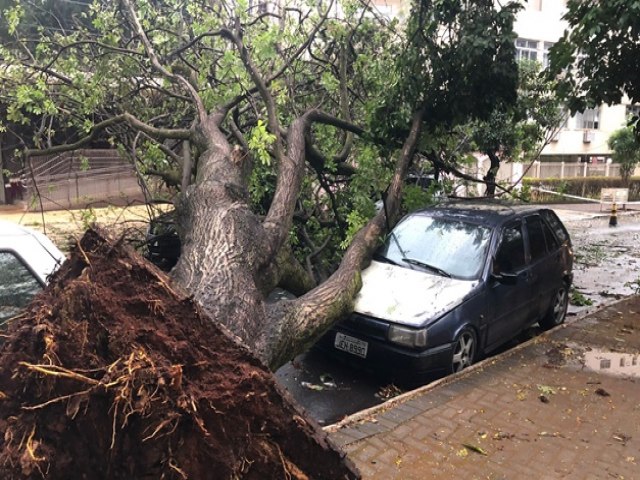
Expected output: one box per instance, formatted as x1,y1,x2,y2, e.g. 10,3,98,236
4,4,23,35
6,82,57,124
372,0,521,142
608,127,640,183
248,120,276,166
550,0,640,119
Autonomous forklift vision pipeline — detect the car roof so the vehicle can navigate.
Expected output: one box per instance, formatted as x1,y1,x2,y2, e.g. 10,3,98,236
410,201,545,227
0,220,66,283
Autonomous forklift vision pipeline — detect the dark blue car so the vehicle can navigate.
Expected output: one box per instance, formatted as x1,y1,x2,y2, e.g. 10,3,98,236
317,203,573,381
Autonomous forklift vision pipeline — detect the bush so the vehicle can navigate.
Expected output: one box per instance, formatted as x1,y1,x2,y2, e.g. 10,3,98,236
523,176,640,203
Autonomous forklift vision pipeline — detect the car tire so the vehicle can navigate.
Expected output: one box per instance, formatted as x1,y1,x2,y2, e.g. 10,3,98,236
539,283,569,330
450,328,477,373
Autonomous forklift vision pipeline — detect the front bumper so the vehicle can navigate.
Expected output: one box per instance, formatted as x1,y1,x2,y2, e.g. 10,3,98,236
316,324,454,380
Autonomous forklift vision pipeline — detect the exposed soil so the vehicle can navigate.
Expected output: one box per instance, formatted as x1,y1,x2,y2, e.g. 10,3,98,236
0,229,359,479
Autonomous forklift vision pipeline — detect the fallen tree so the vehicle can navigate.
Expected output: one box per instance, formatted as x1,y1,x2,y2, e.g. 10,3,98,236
1,0,520,370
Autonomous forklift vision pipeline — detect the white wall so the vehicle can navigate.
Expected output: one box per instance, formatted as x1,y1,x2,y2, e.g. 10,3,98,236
514,0,568,44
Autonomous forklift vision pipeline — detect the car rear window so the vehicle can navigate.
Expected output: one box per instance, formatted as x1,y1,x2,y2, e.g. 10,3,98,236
525,215,548,261
540,210,570,245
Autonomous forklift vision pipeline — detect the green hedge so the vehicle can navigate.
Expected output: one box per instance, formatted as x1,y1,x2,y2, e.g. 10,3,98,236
523,176,640,203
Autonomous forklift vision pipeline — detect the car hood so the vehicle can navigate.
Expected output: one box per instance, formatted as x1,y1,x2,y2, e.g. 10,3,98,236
354,260,479,327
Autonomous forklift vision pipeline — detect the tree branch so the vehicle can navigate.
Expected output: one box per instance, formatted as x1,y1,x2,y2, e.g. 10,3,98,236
220,27,284,163
261,108,425,369
220,0,334,114
25,113,192,157
121,0,208,123
262,110,365,259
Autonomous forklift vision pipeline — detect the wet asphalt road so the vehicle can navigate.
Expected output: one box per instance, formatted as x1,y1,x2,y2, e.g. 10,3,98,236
275,328,541,426
275,204,640,426
275,349,384,426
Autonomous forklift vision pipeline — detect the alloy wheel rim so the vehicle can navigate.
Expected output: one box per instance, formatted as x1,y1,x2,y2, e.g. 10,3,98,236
452,332,475,372
552,288,568,324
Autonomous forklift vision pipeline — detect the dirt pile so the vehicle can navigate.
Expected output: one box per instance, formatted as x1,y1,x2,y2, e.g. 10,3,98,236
0,229,359,479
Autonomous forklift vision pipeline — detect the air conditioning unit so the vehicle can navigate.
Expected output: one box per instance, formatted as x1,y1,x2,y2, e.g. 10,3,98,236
583,130,595,143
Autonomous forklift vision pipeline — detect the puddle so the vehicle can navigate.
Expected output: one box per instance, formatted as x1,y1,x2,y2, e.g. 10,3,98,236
582,349,640,378
548,342,640,378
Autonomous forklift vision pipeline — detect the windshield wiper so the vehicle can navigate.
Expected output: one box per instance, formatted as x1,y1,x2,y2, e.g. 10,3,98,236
373,252,401,266
401,258,451,277
386,232,416,270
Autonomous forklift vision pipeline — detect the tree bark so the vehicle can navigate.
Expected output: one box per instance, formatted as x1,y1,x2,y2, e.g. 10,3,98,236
484,151,501,197
0,135,5,205
170,108,425,370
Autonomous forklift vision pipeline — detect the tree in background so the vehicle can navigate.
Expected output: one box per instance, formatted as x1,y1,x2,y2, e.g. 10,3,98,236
549,0,640,130
0,0,520,370
608,127,640,184
470,60,563,197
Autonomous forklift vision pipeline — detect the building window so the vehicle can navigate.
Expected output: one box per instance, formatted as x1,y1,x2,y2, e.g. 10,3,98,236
557,106,570,129
543,42,554,68
516,38,538,62
529,0,543,11
626,104,640,120
575,107,600,129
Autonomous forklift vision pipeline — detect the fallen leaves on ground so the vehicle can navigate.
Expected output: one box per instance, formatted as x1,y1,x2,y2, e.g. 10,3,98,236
376,384,403,400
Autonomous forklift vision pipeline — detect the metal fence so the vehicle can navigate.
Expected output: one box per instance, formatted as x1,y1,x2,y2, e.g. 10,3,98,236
469,158,627,181
23,150,145,211
465,158,630,196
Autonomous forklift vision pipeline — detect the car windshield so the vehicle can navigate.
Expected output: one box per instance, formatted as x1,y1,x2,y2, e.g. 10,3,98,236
377,214,492,280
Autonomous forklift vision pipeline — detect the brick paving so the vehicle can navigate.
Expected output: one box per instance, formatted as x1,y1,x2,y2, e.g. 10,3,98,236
328,297,640,479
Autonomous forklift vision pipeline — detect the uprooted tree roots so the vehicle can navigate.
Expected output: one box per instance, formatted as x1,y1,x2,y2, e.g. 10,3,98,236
0,228,359,479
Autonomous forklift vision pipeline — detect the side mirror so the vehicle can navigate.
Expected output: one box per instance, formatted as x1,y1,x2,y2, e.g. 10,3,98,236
491,258,518,285
492,271,518,285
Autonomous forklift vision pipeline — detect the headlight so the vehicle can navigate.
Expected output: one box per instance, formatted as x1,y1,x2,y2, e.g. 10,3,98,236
388,325,427,348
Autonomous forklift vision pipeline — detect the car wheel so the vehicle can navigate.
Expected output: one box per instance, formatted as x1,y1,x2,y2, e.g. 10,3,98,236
451,328,477,373
539,284,569,330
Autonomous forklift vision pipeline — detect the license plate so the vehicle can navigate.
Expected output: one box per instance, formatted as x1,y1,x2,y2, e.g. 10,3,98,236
334,332,368,358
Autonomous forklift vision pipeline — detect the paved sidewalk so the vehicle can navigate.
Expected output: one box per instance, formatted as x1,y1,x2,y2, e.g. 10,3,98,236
327,297,640,479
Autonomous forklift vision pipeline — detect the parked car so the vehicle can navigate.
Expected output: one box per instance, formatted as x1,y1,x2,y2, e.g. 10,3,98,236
0,221,66,326
145,212,180,271
316,202,573,381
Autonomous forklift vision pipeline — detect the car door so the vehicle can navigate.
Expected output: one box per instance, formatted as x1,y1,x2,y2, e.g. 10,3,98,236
485,219,534,351
524,214,564,322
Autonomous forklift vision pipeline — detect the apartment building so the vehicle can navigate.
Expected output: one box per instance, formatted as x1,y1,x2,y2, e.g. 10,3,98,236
515,0,634,164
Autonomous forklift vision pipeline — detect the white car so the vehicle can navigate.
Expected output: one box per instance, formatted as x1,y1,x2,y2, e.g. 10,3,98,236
0,220,66,325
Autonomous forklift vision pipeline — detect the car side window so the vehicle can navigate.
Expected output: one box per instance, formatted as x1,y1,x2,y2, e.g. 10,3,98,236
0,251,42,325
525,215,547,261
495,222,526,273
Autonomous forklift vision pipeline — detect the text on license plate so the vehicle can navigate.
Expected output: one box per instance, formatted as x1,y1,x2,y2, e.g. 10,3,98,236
334,332,368,358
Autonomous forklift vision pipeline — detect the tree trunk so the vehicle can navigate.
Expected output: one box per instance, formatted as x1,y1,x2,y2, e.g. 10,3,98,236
0,135,5,205
170,109,425,371
484,151,501,197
